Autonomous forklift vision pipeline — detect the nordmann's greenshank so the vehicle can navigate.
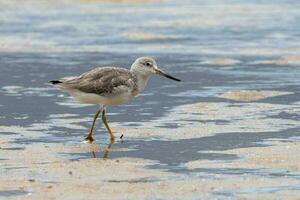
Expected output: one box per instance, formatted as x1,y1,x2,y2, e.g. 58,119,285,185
50,57,181,143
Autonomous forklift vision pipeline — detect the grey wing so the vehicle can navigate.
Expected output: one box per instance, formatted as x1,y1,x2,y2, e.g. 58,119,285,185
62,67,137,97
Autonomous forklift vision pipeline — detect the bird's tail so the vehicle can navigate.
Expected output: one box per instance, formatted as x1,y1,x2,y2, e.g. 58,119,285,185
49,80,63,85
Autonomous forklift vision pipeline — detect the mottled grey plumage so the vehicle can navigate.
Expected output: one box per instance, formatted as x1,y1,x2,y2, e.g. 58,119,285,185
61,67,138,97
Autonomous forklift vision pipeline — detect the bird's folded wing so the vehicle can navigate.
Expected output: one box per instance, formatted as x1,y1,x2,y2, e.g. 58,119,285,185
62,67,137,97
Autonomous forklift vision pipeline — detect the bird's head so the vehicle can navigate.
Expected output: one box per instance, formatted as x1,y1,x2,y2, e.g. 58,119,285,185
130,57,181,82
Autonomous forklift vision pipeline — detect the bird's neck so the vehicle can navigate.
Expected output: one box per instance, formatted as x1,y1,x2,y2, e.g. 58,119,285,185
131,70,151,93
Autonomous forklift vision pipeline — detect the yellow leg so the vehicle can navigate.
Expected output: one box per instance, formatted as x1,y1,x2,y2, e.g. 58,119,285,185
84,108,101,142
101,108,115,142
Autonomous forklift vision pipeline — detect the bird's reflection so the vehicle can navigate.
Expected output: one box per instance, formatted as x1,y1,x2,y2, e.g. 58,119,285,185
90,138,115,159
103,138,114,159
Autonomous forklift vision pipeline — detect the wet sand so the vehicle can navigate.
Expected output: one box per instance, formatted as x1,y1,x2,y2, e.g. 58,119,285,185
1,89,300,199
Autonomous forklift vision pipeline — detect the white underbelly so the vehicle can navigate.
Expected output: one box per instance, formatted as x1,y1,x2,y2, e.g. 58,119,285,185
66,89,134,105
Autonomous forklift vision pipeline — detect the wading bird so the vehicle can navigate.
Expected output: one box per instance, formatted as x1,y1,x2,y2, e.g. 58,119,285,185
50,57,181,143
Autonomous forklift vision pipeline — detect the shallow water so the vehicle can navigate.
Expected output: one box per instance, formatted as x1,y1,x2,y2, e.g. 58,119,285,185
0,0,300,199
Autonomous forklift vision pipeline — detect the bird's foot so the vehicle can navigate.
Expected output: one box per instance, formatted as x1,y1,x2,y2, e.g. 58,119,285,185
83,133,95,143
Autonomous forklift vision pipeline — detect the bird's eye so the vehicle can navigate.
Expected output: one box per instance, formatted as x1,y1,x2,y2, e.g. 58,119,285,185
146,62,151,66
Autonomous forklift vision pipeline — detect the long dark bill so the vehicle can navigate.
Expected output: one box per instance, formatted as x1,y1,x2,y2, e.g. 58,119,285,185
155,68,181,82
